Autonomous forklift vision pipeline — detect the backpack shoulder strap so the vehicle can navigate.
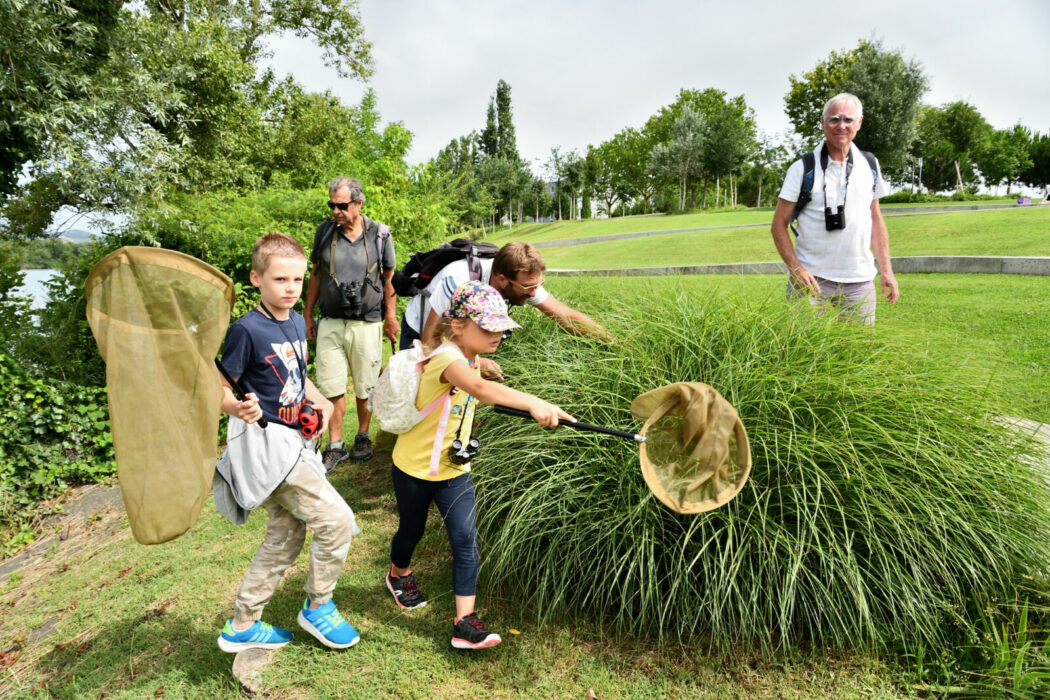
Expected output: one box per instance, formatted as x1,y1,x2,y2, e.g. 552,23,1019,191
860,150,878,192
789,152,816,236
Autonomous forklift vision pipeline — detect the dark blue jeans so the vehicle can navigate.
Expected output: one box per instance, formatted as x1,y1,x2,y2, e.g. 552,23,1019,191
390,464,479,596
398,313,421,351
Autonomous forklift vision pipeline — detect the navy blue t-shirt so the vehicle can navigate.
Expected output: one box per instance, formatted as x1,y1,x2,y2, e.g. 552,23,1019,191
221,308,308,429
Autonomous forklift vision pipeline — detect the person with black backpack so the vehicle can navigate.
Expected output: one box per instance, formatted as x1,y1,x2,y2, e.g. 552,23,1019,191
397,242,611,377
771,93,900,325
304,177,397,471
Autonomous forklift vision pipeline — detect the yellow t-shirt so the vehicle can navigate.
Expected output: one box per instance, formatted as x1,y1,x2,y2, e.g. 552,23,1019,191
392,343,479,480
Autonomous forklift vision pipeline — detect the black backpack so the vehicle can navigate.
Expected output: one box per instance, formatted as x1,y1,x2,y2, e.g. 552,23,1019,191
789,147,878,236
391,238,499,297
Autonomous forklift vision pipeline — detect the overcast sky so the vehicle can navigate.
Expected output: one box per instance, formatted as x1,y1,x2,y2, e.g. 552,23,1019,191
265,0,1049,173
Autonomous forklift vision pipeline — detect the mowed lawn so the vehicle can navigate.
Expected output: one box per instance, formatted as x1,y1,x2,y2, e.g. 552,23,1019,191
540,273,1050,424
529,206,1050,269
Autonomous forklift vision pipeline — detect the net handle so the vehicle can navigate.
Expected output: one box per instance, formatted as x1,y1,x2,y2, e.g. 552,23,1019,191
214,358,269,429
493,405,645,443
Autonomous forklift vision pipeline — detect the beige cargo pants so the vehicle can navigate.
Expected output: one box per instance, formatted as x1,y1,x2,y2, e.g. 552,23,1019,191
233,455,360,622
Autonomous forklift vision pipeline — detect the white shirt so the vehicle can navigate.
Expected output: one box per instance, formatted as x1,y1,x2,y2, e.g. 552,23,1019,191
778,140,890,283
403,257,549,333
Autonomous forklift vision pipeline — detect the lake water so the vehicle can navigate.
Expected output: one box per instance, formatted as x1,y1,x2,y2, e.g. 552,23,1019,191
14,269,60,310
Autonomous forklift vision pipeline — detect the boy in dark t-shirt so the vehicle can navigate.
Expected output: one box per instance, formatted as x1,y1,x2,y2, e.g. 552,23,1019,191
216,232,363,653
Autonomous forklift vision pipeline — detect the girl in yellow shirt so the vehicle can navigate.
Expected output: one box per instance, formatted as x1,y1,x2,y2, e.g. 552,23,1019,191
385,280,573,650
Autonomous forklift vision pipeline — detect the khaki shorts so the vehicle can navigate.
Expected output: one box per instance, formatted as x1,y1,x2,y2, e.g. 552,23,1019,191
315,317,383,399
787,276,877,325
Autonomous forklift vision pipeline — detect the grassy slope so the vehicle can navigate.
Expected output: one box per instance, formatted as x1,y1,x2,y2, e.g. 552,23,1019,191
532,207,1050,269
539,274,1050,423
486,199,1031,245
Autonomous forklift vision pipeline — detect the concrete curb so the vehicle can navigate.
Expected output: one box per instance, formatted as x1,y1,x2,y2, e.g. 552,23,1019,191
549,256,1050,278
531,204,1039,250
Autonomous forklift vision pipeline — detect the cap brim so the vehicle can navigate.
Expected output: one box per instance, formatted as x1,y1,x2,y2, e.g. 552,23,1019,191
477,316,521,333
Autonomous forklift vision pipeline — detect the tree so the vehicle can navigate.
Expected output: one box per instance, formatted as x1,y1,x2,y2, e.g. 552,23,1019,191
912,101,991,192
561,151,583,220
648,106,705,211
0,0,120,199
737,133,791,208
1,0,374,239
480,98,498,158
975,124,1033,193
644,88,757,209
701,97,757,208
1021,132,1050,189
784,38,928,176
604,128,659,214
494,79,519,161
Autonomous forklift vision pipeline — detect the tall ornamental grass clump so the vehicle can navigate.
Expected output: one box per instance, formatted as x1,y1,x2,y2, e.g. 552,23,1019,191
472,281,1050,653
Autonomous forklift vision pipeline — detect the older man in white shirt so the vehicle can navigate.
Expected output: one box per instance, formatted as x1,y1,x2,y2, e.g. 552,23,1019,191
771,93,900,324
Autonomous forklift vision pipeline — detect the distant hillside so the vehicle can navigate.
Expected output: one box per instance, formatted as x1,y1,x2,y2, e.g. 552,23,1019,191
58,229,97,243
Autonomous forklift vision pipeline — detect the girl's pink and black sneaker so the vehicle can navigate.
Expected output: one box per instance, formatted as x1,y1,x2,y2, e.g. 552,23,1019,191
385,568,428,610
451,613,501,650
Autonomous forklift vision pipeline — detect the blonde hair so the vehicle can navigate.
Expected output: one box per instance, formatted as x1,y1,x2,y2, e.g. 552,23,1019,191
251,232,306,273
424,316,458,354
493,242,545,279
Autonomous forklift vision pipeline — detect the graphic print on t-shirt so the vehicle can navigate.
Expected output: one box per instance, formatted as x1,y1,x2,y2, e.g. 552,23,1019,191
270,339,307,425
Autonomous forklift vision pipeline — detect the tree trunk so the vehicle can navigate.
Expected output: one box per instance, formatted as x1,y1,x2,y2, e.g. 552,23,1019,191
756,178,762,208
954,160,964,191
701,176,709,208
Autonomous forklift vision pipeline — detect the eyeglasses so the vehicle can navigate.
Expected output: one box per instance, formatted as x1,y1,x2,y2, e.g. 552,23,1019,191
824,115,858,126
327,201,353,211
508,276,544,293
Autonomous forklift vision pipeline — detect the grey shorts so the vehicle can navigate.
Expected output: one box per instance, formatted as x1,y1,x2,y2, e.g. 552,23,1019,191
787,276,876,325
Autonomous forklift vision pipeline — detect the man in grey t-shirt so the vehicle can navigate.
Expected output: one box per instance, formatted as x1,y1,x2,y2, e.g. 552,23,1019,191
304,177,397,469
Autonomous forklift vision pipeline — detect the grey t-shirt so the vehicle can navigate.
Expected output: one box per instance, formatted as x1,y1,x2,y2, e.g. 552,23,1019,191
310,216,395,321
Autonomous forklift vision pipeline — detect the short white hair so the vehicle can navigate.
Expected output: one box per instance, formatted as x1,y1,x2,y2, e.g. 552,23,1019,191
822,93,863,118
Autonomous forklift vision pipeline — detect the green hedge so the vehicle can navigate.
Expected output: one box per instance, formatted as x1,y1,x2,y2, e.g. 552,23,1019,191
0,350,114,551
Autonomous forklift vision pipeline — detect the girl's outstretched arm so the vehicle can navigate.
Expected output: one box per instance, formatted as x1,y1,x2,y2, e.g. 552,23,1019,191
442,359,574,428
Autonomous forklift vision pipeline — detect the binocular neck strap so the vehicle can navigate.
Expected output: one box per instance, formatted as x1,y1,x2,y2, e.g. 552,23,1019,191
820,142,854,211
329,222,378,284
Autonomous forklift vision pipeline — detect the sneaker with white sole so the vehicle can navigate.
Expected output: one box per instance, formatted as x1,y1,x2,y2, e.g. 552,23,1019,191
217,619,293,653
451,613,501,650
385,568,428,610
297,598,360,649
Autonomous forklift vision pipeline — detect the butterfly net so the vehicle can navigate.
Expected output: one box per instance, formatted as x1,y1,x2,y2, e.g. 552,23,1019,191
86,247,235,544
630,382,751,514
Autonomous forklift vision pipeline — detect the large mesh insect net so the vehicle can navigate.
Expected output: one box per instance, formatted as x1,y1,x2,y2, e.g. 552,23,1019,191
86,247,235,544
630,382,751,514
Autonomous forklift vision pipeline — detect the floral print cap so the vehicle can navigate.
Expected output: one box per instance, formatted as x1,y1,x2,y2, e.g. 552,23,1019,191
443,280,522,333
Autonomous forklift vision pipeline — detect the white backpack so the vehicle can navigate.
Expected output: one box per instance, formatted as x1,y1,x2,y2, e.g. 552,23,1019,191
367,341,457,434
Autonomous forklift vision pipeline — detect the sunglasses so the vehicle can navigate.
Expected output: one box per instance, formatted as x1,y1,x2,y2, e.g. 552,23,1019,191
327,201,354,211
824,115,858,126
508,276,544,293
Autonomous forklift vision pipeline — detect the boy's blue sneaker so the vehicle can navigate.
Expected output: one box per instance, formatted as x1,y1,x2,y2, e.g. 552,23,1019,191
217,619,293,653
297,598,360,649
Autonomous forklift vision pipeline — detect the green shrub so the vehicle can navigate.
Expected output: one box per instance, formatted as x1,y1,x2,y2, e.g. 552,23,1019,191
473,281,1050,656
0,350,114,546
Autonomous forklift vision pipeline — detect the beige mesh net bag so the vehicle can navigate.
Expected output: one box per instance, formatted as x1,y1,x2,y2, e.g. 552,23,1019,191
86,247,235,544
630,382,751,513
